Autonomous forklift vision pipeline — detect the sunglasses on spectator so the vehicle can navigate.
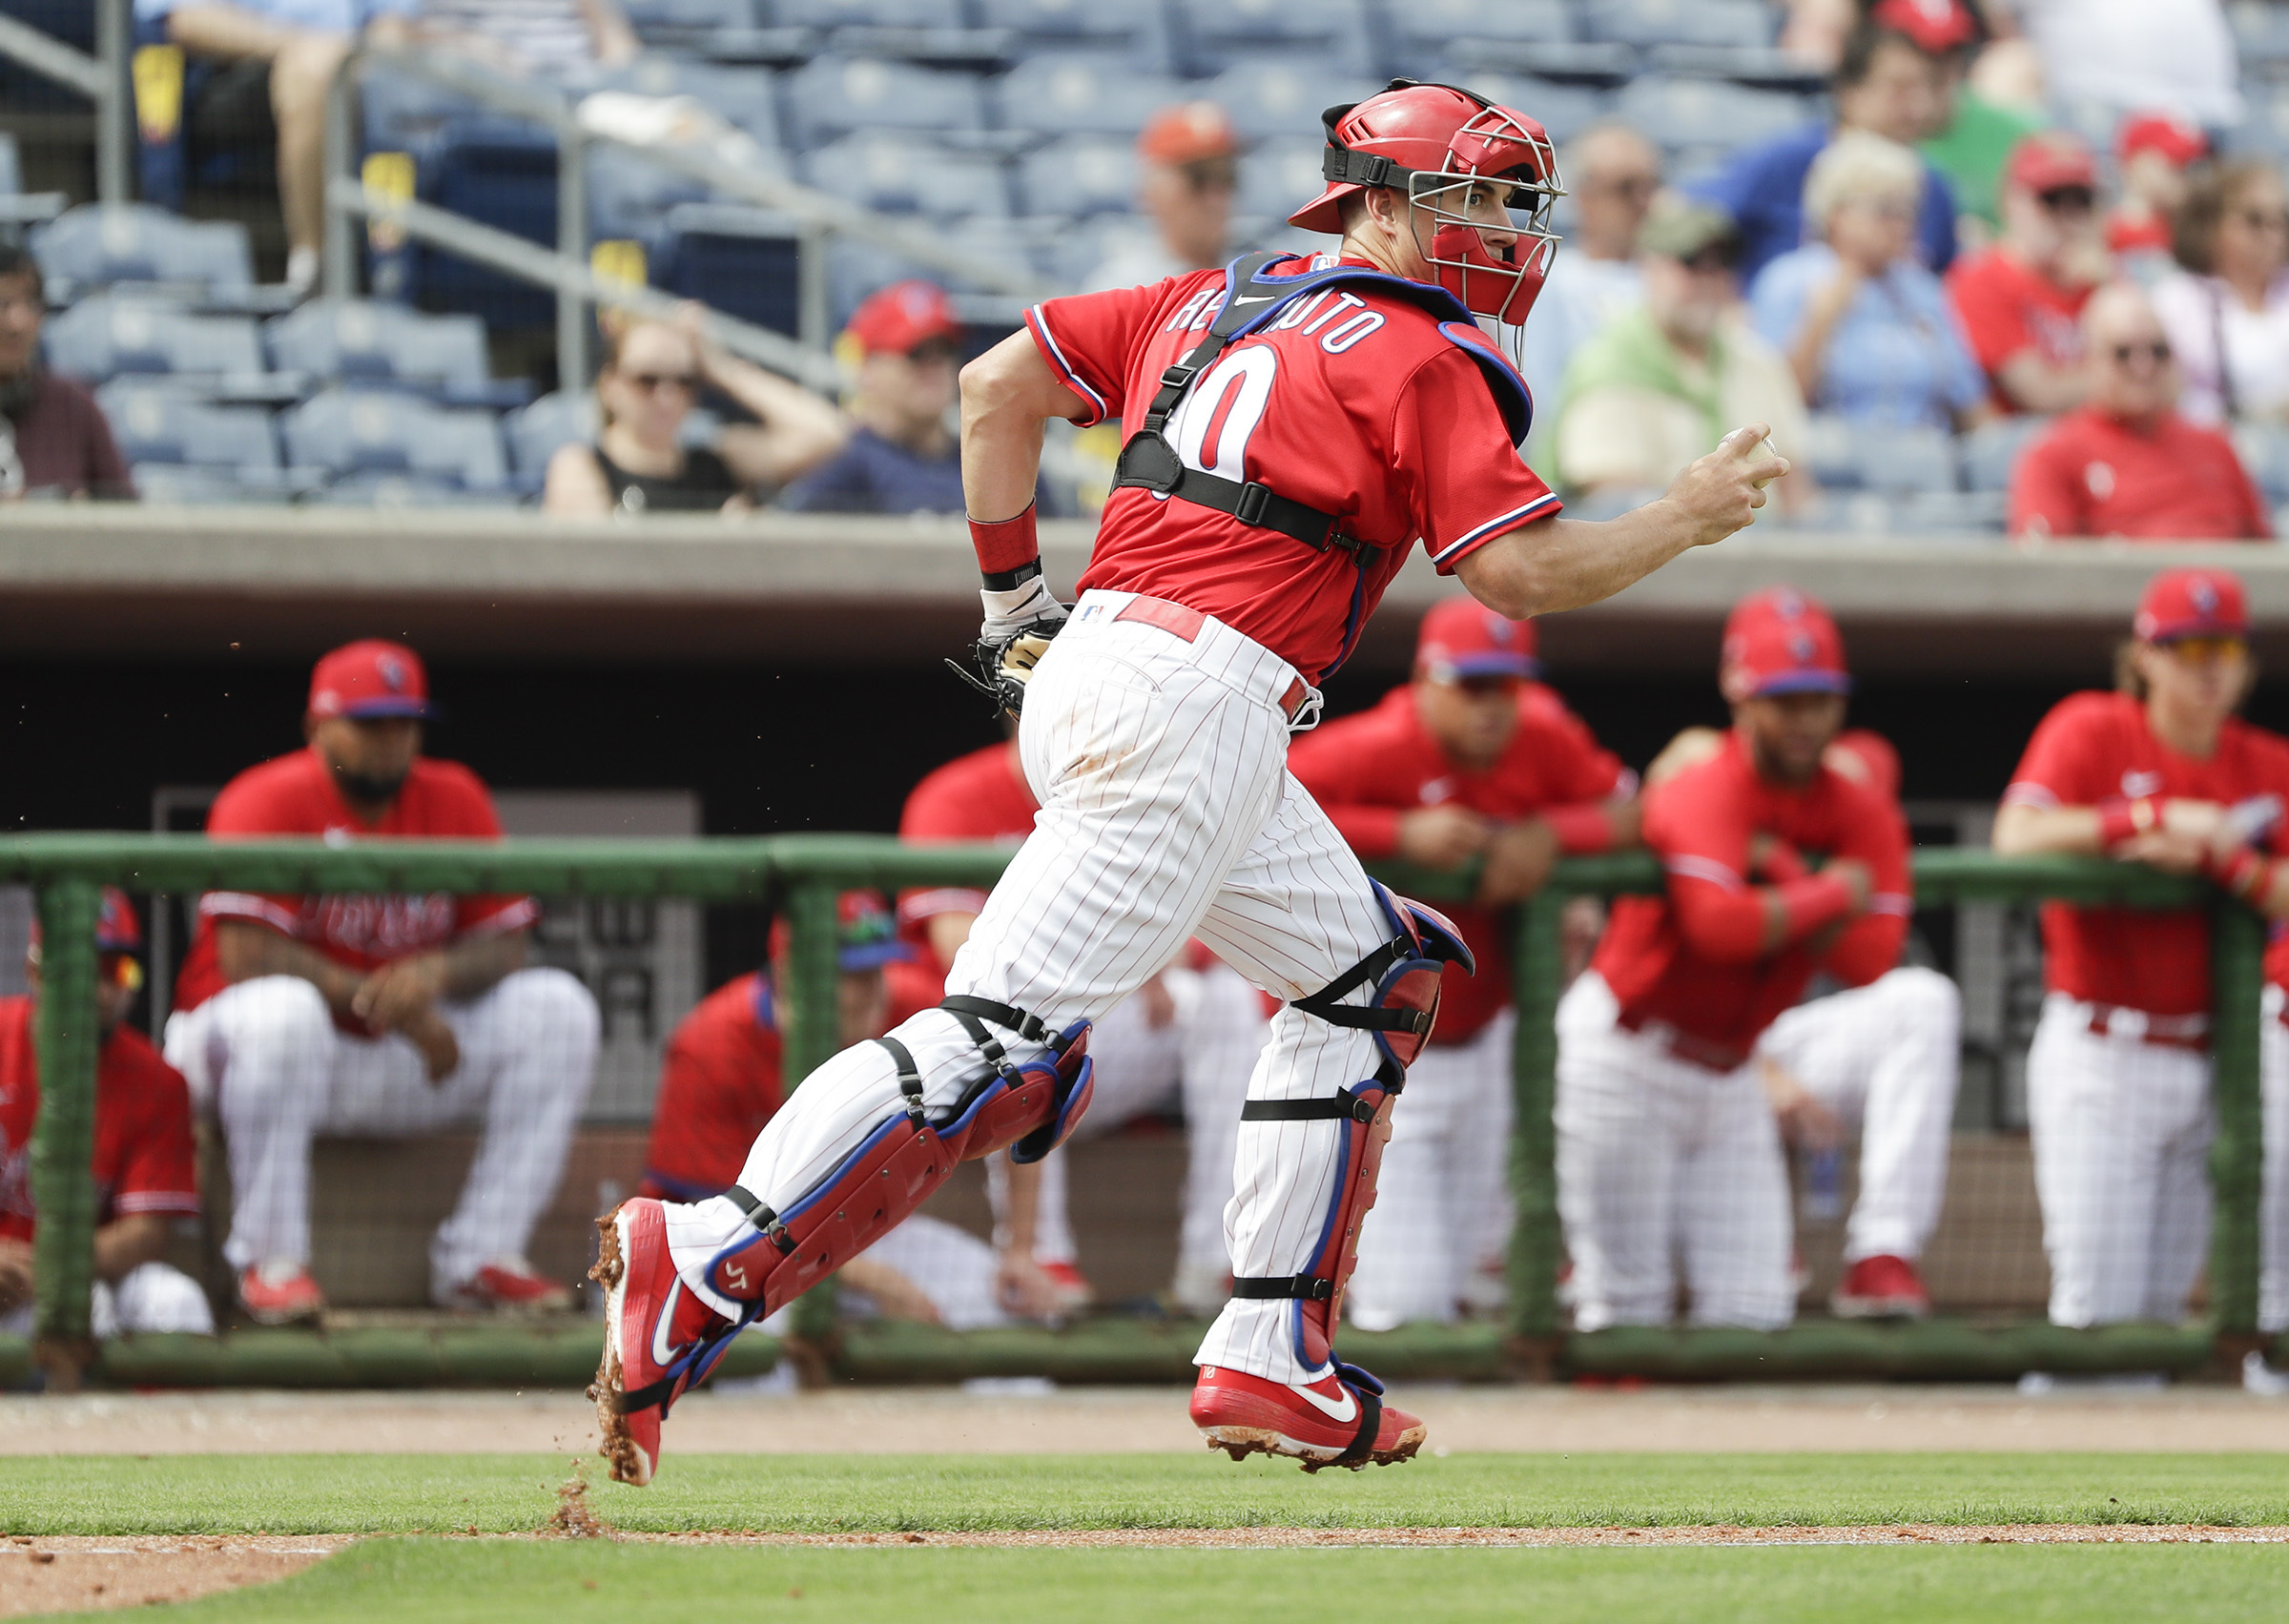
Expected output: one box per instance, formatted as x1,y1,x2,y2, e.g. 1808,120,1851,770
2111,340,2171,364
2157,635,2247,664
2037,185,2095,213
98,953,144,994
2237,208,2289,234
621,371,697,393
1453,673,1524,699
1181,157,1238,193
1590,173,1660,200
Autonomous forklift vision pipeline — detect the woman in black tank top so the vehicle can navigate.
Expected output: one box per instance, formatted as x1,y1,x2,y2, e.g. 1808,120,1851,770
543,306,850,517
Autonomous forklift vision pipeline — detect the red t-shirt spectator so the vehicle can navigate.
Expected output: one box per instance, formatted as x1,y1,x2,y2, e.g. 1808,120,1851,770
640,972,784,1202
1592,731,1912,1066
171,748,537,1024
2010,408,2271,541
1944,249,2092,412
7,372,134,498
1288,683,1631,1044
0,996,197,1242
2004,689,2289,1019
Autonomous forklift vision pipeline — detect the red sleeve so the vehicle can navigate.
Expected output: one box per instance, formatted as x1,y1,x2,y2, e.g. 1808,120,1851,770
199,764,311,937
1023,282,1166,428
644,985,779,1198
1288,721,1407,861
1392,350,1563,572
2009,426,2089,539
104,1043,198,1220
1946,257,2031,376
1644,769,1771,964
1819,788,1913,987
897,758,998,927
2003,695,2106,812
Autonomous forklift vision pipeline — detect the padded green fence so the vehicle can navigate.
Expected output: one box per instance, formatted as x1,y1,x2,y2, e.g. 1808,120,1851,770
0,833,2268,1388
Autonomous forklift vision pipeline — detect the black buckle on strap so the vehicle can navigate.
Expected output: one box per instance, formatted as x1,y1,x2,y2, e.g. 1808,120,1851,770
1230,1272,1335,1302
1234,481,1269,525
1242,1094,1378,1124
941,994,1060,1051
874,1036,927,1124
725,1182,795,1256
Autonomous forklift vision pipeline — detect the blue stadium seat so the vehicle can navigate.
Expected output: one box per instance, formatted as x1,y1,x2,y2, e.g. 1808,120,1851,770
130,464,294,504
779,0,1007,68
973,0,1176,73
804,134,1011,218
279,391,510,490
2234,421,2289,504
1582,0,1773,50
32,204,254,301
43,298,264,382
1019,137,1139,220
2232,1,2289,70
1959,415,2049,492
505,390,602,480
996,53,1189,139
308,472,526,508
587,143,714,247
1802,414,1959,494
1609,74,1810,155
621,0,759,46
1235,139,1329,229
1172,0,1379,79
1203,61,1382,142
264,300,528,408
784,55,988,148
590,57,784,145
94,380,281,477
653,203,807,336
824,219,1040,330
1385,0,1573,77
1480,75,1611,146
778,0,963,27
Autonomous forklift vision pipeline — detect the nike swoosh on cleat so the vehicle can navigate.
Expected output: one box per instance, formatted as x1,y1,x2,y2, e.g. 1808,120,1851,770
1295,1381,1358,1424
650,1280,683,1367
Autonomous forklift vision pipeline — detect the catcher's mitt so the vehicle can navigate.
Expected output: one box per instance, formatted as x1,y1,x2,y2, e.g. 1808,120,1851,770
948,615,1063,717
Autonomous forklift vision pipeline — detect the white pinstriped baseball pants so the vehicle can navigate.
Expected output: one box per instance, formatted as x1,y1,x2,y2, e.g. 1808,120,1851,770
2254,986,2289,1333
664,590,1396,1384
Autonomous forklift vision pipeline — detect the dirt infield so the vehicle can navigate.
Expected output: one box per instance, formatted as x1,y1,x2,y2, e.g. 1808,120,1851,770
0,1536,347,1617
9,1383,2289,1457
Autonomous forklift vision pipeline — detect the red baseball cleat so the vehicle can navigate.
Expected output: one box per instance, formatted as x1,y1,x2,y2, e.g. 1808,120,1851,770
1037,1260,1093,1313
438,1259,575,1314
588,1199,732,1487
237,1264,325,1326
1190,1362,1425,1471
1831,1253,1932,1320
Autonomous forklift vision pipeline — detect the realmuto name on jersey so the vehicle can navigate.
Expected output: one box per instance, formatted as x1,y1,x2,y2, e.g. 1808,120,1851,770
302,892,461,956
1160,284,1389,355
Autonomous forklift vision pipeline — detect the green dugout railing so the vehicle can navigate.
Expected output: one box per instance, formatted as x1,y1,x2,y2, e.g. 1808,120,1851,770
0,834,2271,1389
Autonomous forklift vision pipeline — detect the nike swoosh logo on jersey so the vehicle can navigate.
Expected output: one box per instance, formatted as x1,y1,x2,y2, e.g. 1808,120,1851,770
1295,1379,1358,1424
1230,293,1275,307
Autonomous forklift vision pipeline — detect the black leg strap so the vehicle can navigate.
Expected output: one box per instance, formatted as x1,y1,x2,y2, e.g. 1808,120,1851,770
1242,1094,1381,1124
874,1036,927,1125
724,1182,795,1256
1229,1272,1334,1301
1337,1381,1384,1465
941,994,1065,1054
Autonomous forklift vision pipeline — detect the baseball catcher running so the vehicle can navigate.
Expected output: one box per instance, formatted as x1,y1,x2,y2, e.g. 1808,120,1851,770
592,78,1788,1484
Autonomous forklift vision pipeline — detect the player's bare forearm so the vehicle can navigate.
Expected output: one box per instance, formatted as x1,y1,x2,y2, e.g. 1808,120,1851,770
439,929,527,999
215,919,362,1015
1991,803,2106,856
93,1214,171,1285
1456,427,1787,618
1000,1155,1041,1259
927,911,979,972
959,330,1075,525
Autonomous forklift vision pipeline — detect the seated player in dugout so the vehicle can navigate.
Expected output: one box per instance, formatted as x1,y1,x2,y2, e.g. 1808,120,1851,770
892,729,1271,1318
642,892,1056,1331
1557,588,1912,1332
1641,727,1960,1320
0,888,214,1340
1993,567,2289,1334
164,641,601,1326
1287,596,1638,1329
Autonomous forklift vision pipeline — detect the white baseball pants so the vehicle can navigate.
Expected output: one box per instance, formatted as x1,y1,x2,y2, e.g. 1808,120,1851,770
2026,995,2213,1327
164,968,600,1293
1756,967,1960,1264
1347,1010,1516,1329
1556,972,1793,1331
2256,986,2289,1334
0,1260,215,1339
665,590,1397,1385
985,961,1268,1308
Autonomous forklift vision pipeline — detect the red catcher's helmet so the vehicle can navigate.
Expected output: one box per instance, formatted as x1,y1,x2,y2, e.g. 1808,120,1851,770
1289,78,1563,325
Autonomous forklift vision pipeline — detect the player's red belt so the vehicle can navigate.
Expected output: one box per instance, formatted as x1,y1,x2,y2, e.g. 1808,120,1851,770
1614,1008,1751,1073
1112,595,1312,723
2082,1003,2209,1053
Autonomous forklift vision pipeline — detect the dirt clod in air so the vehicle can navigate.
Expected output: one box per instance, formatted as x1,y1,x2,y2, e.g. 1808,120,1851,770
548,1457,611,1539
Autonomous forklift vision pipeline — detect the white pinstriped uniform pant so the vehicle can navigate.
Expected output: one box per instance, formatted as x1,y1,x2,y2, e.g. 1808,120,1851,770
2027,995,2214,1327
2254,986,2289,1333
664,590,1396,1384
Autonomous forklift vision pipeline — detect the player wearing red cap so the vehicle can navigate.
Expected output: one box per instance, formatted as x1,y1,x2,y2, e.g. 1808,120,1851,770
0,888,212,1340
1995,566,2289,1327
165,641,600,1326
1943,133,2106,416
1288,597,1636,1327
778,280,964,516
593,76,1784,1487
1558,589,1912,1330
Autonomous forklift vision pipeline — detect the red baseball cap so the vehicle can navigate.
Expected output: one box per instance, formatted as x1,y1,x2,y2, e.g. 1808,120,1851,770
2006,132,2098,196
767,891,911,974
307,639,433,720
2117,112,2208,170
1721,586,1852,698
2134,566,2249,642
1869,0,1978,52
1139,101,1238,166
843,280,963,358
1414,597,1539,681
29,886,143,958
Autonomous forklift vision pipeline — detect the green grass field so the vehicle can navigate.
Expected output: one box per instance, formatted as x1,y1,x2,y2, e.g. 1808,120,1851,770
10,1454,2288,1623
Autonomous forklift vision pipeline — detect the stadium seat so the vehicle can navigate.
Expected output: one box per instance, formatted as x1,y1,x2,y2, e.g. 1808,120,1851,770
2233,421,2289,504
263,301,519,406
1609,74,1810,156
1235,139,1330,230
1203,61,1382,142
31,203,254,302
1479,75,1611,146
973,0,1176,73
1384,0,1574,78
620,0,759,47
1172,0,1379,79
824,219,1040,330
996,53,1189,139
1959,415,2050,492
783,55,988,148
803,134,1011,218
308,472,526,508
128,464,294,504
1582,0,1774,50
778,0,963,27
653,203,807,337
2232,0,2289,71
505,390,602,480
279,390,510,490
42,297,264,383
94,380,281,478
589,56,784,145
587,142,714,248
1802,415,1959,495
1019,137,1139,220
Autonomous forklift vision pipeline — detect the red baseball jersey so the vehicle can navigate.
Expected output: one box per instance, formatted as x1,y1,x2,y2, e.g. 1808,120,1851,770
894,742,1041,1008
640,972,784,1202
1026,255,1562,682
1592,731,1913,1063
2004,690,2289,1017
2010,409,2271,542
173,749,537,1022
1943,249,2090,413
1288,683,1632,1043
0,997,198,1243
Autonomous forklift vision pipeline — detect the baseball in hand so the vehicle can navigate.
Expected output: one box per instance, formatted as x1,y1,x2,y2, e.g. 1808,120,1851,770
1751,436,1781,490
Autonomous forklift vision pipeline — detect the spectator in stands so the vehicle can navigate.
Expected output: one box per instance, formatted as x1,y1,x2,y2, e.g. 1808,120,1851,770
544,305,848,516
0,246,133,501
2153,160,2289,427
1693,7,1962,285
1083,102,1239,295
1517,124,1661,461
162,640,600,1326
2107,113,2208,274
777,282,963,516
370,0,637,81
1750,132,1990,431
1880,0,2043,244
2010,281,2270,541
0,889,213,1341
1555,198,1809,510
1945,133,2109,414
142,0,419,296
